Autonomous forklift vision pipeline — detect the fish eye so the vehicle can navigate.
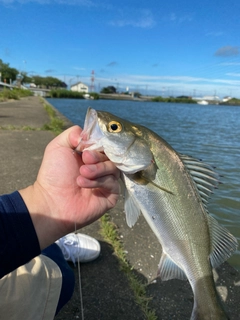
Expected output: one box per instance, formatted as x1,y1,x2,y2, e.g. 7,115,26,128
108,121,122,133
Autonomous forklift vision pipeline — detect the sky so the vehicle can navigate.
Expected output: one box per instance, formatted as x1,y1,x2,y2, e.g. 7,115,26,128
0,0,240,98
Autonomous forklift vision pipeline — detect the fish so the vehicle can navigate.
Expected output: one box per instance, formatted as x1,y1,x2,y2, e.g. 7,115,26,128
77,108,238,320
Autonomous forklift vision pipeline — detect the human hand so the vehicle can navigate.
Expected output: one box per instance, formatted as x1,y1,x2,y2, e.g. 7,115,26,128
19,126,120,249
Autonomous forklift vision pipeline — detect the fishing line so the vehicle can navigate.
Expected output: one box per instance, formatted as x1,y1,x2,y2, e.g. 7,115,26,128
73,143,84,319
74,223,84,320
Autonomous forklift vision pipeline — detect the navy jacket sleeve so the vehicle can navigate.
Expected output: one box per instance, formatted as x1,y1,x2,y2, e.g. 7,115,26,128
0,191,41,278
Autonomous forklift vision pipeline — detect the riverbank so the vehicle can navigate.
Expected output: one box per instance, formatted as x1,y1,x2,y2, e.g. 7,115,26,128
0,96,239,319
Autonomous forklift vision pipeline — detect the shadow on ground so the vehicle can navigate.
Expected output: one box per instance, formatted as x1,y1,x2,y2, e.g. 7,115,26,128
55,227,240,320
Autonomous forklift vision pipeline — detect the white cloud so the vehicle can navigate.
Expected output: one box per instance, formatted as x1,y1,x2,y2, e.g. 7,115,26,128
93,73,240,97
109,9,156,29
219,62,240,66
72,66,86,71
226,73,240,77
124,74,240,86
206,31,224,37
165,12,193,24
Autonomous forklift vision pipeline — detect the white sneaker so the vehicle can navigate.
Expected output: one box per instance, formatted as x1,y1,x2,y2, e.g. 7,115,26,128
56,233,100,264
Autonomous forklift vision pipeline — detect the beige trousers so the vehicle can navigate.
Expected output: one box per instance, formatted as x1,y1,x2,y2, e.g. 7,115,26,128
0,255,62,320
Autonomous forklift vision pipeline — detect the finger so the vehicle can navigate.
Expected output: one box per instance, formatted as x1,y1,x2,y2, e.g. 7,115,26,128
80,160,120,180
82,150,108,165
56,126,82,149
77,174,120,194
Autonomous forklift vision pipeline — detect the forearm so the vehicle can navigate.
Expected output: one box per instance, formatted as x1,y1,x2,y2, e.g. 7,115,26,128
0,192,41,278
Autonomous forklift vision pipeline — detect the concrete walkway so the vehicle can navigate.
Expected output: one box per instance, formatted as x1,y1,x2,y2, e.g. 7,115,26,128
0,97,239,320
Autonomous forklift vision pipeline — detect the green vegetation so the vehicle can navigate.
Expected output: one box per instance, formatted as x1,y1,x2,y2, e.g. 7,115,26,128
220,97,240,106
49,88,99,100
49,88,84,99
0,124,39,130
0,99,65,134
0,59,18,83
0,59,67,88
152,96,197,104
0,88,33,101
89,92,100,100
100,214,157,320
100,86,117,94
32,76,67,88
42,103,65,135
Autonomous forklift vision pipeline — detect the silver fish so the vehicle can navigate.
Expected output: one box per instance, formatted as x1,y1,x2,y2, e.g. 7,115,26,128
77,108,238,320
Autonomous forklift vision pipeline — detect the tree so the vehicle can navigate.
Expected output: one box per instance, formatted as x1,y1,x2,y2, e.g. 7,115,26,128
32,75,67,88
0,59,67,88
21,72,32,84
0,59,18,83
100,86,117,94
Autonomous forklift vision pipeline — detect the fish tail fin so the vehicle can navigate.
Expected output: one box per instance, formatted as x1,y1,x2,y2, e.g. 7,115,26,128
191,300,229,320
191,277,229,320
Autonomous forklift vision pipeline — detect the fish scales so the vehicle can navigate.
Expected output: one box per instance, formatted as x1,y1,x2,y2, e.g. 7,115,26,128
77,108,238,320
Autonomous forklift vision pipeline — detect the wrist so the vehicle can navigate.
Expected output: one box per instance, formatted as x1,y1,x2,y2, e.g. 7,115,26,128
19,184,68,250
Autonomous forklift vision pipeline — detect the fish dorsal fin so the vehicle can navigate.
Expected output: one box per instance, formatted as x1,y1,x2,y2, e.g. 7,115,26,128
181,154,238,264
208,215,238,268
180,154,220,208
158,252,187,281
124,184,142,228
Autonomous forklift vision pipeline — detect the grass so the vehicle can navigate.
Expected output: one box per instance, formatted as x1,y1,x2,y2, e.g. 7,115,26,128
49,88,85,99
152,96,197,104
0,125,41,131
42,102,65,135
100,213,157,320
0,88,33,101
0,98,65,135
48,88,100,100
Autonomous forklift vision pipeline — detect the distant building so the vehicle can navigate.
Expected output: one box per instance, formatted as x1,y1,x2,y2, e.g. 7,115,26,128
222,96,232,102
71,82,89,93
202,95,220,101
29,88,50,97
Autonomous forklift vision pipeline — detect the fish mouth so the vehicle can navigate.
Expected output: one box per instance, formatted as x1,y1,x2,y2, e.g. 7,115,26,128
75,108,104,152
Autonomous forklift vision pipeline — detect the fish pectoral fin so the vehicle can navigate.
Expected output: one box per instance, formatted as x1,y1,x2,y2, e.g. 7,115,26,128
158,252,187,281
208,215,238,268
124,187,141,228
149,180,174,195
131,171,173,195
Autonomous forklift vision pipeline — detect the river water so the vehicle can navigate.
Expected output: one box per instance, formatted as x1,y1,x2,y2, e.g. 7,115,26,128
47,98,240,271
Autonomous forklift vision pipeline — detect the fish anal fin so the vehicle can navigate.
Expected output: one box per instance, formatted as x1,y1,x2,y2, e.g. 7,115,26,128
208,215,238,268
158,252,187,281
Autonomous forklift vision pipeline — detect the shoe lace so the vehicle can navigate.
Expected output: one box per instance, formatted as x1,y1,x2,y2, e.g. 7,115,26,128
58,235,81,265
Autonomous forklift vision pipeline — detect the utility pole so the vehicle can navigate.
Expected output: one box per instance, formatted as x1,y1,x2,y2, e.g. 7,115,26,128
90,70,95,92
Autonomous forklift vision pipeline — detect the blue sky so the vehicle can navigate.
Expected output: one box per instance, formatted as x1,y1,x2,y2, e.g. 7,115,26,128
1,0,240,97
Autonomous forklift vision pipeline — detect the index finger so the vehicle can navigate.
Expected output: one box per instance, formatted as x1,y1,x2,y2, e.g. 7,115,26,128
82,150,108,165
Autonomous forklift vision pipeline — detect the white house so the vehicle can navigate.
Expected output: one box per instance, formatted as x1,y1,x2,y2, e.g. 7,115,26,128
71,82,89,93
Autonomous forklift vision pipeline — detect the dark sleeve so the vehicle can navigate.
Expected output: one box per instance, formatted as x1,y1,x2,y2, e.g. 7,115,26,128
0,191,41,278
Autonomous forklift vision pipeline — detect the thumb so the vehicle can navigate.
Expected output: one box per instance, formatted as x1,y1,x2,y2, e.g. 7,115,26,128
56,125,82,149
